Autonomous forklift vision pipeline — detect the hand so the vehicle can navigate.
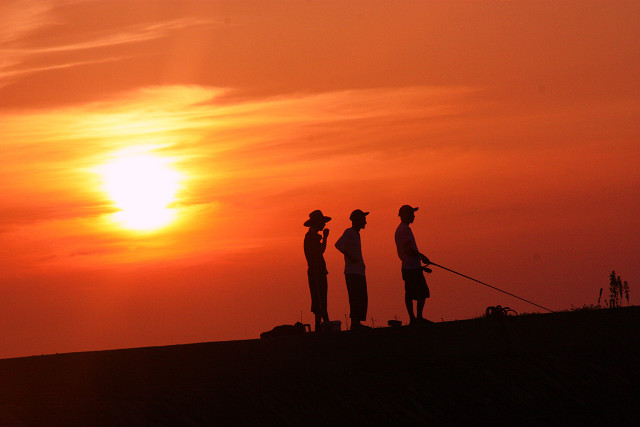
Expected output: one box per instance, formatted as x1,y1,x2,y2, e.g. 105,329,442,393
322,229,330,239
420,255,431,265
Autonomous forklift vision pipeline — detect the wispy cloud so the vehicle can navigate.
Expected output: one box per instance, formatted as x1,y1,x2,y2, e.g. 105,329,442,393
2,18,214,56
0,84,473,267
0,54,141,80
0,0,56,44
2,80,637,272
0,0,215,86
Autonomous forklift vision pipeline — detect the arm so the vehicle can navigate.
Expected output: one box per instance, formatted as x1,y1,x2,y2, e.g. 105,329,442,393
336,243,359,263
335,230,359,262
320,228,329,253
400,239,430,265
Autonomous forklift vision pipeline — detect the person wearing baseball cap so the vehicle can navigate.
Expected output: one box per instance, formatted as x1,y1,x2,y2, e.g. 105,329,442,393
335,209,371,330
394,205,432,325
303,209,332,331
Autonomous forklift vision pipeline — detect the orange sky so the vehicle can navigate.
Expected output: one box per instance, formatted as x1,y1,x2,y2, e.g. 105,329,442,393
1,0,638,359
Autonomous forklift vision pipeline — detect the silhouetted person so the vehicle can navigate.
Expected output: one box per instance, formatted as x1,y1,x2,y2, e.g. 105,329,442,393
304,210,331,331
395,205,431,325
335,209,371,330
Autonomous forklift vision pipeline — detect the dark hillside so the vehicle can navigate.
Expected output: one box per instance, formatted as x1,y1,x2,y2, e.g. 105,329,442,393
1,307,639,425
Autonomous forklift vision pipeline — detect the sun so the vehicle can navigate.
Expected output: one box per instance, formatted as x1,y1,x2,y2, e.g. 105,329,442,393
98,152,183,231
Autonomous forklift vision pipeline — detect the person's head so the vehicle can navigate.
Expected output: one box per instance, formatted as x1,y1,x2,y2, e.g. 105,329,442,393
399,205,418,224
304,210,331,231
349,209,369,230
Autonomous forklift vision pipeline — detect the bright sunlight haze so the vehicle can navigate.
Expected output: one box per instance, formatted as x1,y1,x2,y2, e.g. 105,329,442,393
98,151,183,231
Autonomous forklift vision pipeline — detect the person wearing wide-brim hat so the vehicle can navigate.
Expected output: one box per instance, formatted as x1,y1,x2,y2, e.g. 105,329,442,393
303,210,332,331
395,205,432,325
335,209,371,330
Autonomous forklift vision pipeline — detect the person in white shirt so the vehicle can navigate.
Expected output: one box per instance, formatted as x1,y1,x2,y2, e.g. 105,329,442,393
335,209,370,330
394,205,432,325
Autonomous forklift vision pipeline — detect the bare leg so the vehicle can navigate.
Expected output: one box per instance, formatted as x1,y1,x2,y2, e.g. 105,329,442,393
405,297,416,322
416,298,426,320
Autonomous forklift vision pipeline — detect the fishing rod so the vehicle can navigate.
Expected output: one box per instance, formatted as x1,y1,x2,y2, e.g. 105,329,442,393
427,262,554,313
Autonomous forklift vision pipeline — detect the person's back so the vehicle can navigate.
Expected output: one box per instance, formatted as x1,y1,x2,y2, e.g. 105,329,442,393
395,222,420,270
304,229,327,275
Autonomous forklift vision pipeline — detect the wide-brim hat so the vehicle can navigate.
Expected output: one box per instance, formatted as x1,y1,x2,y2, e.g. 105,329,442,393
304,209,332,227
399,205,418,217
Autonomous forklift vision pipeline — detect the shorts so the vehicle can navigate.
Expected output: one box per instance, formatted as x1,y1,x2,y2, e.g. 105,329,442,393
402,268,430,300
345,273,368,321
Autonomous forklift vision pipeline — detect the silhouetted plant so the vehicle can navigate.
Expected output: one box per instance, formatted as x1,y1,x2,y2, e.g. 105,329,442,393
623,280,630,305
597,288,603,307
609,271,618,307
609,271,630,307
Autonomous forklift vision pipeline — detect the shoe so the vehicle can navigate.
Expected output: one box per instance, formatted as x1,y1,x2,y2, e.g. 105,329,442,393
387,320,403,328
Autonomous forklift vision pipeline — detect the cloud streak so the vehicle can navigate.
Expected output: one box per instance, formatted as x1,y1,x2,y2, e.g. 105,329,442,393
0,0,216,87
0,84,478,268
2,18,214,56
4,79,638,275
0,0,56,44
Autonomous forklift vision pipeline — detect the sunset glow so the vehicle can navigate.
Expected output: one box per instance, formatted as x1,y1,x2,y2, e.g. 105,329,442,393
98,151,182,231
0,0,638,360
